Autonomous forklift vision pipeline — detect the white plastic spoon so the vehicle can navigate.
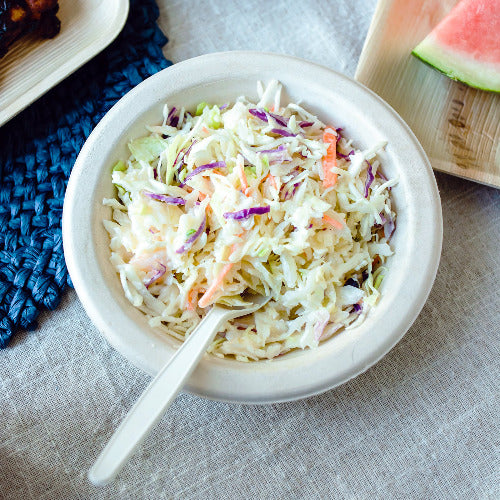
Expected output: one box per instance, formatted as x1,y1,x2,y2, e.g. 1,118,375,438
88,294,270,486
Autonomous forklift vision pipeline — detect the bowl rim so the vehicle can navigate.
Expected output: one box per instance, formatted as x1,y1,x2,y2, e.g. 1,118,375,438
62,51,443,404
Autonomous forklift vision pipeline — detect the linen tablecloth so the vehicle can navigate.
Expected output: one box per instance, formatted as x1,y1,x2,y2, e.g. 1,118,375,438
1,1,499,498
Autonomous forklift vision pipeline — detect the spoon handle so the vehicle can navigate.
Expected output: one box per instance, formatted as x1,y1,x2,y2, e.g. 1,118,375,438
88,307,227,486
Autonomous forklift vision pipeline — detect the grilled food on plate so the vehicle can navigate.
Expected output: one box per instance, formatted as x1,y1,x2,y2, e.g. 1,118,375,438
0,0,60,58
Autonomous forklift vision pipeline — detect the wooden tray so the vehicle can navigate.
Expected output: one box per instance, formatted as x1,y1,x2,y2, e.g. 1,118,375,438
0,0,129,128
355,0,500,188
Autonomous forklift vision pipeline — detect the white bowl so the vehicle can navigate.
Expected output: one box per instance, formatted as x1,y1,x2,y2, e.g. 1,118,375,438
62,51,442,404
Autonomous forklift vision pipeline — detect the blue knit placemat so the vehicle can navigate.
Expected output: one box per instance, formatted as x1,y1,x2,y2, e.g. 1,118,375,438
0,0,171,347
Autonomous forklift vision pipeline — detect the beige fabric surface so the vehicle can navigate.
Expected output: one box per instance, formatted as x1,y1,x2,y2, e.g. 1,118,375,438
1,1,499,498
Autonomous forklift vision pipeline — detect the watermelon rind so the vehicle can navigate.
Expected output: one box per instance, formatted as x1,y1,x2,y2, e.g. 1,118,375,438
412,36,500,93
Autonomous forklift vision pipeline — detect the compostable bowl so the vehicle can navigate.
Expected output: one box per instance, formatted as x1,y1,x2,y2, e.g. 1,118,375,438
62,51,442,404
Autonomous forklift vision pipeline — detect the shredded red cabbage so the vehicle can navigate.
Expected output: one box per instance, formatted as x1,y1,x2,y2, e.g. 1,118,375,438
270,128,296,137
166,107,178,127
145,262,166,288
376,169,392,191
364,160,374,198
175,140,198,179
249,108,268,122
384,216,396,241
259,144,292,164
337,149,354,160
259,144,288,154
176,216,206,254
376,170,388,181
166,107,176,121
268,112,288,127
345,278,359,288
179,161,226,187
290,182,301,198
352,303,362,313
143,191,186,205
172,148,186,173
270,156,291,165
249,109,294,135
248,108,288,126
281,182,301,201
173,140,196,183
223,206,270,220
183,140,197,163
299,121,314,128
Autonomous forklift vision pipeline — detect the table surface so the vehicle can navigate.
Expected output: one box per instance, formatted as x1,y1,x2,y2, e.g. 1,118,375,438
1,1,499,499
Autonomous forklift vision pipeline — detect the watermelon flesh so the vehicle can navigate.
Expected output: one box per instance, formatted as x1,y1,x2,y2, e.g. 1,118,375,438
412,0,500,92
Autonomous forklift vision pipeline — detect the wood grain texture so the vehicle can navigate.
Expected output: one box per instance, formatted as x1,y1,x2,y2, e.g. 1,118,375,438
0,0,128,127
355,0,500,188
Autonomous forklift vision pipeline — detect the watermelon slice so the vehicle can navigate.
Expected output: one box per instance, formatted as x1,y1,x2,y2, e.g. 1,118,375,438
412,0,500,92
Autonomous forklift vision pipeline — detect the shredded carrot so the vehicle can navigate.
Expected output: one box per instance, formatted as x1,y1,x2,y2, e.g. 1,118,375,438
266,173,278,190
186,288,198,311
198,263,234,308
269,105,275,112
236,161,248,191
198,244,240,308
323,214,344,230
198,192,212,213
322,130,338,188
202,126,209,134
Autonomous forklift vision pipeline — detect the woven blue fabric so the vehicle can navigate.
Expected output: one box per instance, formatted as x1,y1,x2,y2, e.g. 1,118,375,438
0,0,171,347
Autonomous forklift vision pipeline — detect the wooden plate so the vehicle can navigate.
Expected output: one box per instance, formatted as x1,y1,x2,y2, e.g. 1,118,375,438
0,0,129,127
355,0,500,188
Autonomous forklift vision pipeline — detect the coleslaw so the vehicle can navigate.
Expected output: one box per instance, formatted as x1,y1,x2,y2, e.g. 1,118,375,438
103,80,397,361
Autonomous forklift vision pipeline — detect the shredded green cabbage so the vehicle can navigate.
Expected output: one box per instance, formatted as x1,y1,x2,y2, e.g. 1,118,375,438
128,136,167,163
103,80,397,362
